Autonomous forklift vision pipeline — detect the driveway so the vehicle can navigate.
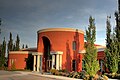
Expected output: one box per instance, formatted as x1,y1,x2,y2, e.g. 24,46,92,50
0,70,61,80
0,70,118,80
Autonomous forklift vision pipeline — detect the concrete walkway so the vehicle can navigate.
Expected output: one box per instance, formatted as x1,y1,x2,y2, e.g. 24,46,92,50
17,71,81,80
17,71,119,80
0,70,119,80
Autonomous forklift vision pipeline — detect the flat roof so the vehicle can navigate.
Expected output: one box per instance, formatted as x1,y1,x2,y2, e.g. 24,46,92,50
9,51,31,54
9,51,42,55
79,45,106,54
37,28,84,34
20,47,37,51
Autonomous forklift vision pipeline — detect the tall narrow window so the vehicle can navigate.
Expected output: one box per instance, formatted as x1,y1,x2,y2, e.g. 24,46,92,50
72,60,76,71
72,41,76,50
54,54,56,69
82,59,85,70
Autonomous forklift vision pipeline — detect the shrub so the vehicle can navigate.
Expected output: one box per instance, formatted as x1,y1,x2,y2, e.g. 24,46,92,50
0,66,4,70
68,71,80,79
57,71,69,77
104,73,120,79
94,74,99,80
55,70,59,75
50,69,59,75
59,69,68,73
83,75,89,80
4,66,8,70
62,72,69,77
80,70,86,79
69,71,74,77
0,66,9,71
102,75,108,80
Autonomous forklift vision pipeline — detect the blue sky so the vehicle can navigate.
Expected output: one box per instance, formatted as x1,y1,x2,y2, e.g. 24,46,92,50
0,0,118,48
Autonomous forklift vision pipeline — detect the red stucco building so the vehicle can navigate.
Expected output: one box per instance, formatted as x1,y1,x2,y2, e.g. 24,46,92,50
8,28,105,72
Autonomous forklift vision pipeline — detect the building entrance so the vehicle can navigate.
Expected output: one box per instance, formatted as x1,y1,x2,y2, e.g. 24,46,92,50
42,36,52,72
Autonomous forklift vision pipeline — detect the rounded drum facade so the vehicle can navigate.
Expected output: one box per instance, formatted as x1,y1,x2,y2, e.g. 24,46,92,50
37,28,84,72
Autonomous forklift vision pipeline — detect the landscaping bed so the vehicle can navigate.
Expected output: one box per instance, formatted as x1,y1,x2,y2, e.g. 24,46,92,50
49,69,120,80
104,73,120,79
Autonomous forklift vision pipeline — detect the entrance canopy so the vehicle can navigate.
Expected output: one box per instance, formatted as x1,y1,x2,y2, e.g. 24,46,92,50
32,52,43,72
50,51,63,55
32,52,43,56
50,51,63,70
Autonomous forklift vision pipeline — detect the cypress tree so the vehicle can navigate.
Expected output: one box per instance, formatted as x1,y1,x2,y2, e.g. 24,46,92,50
110,32,118,74
25,44,28,48
114,0,120,73
8,32,13,52
84,16,99,78
2,37,6,57
115,0,120,42
106,16,112,48
105,16,112,72
0,37,6,67
22,44,24,49
15,34,20,51
13,43,16,51
0,43,2,57
105,16,119,75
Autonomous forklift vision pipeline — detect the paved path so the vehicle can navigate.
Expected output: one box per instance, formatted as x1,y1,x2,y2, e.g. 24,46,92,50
0,70,119,80
0,70,61,80
0,70,80,80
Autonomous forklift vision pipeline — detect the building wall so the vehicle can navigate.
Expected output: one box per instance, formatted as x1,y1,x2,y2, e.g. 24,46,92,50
8,52,29,70
97,51,105,60
7,28,106,72
97,51,106,72
37,28,84,72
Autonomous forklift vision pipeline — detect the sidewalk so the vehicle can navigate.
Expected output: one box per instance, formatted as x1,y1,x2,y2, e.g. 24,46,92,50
17,71,81,80
16,71,119,80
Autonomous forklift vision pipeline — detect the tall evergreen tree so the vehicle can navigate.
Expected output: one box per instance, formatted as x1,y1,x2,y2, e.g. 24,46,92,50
106,16,112,48
15,34,20,51
13,43,16,51
25,44,28,48
115,0,120,42
105,16,119,74
22,44,24,49
2,37,6,57
8,32,13,52
110,32,119,74
114,0,120,73
105,16,112,72
0,37,6,67
0,43,2,57
84,16,99,78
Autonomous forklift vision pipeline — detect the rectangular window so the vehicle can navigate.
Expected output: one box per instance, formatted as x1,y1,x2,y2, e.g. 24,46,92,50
72,41,76,50
9,59,11,66
11,59,14,64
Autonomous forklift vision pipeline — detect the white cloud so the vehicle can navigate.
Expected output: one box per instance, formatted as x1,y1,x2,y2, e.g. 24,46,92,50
0,0,117,47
